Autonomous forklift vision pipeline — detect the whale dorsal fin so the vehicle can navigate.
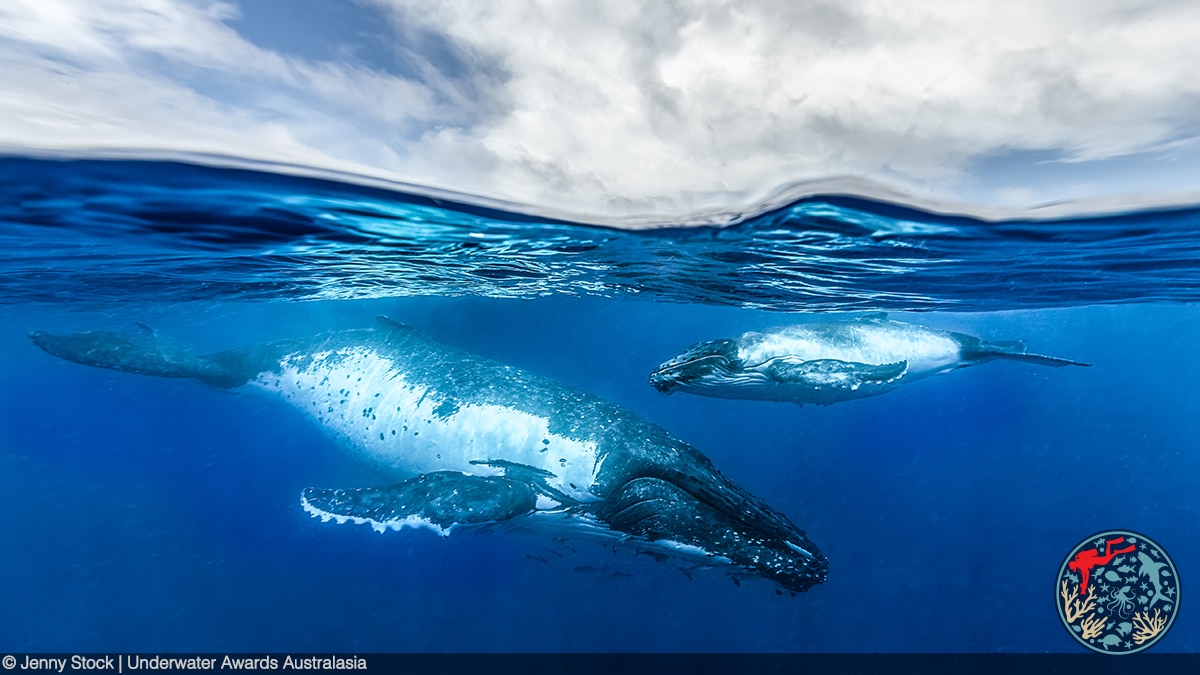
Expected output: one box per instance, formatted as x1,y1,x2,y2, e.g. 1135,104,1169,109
375,315,416,332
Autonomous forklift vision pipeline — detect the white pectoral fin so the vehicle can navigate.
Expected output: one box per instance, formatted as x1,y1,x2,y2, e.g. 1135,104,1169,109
766,358,908,389
301,471,538,536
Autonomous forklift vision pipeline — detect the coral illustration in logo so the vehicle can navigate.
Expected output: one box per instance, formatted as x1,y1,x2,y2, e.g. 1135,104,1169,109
1057,530,1180,654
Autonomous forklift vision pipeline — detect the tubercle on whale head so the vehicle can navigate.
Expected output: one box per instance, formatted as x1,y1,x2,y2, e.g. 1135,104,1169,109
649,339,740,393
647,373,678,393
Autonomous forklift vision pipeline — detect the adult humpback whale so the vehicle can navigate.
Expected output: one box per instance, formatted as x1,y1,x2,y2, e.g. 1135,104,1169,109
650,317,1089,405
29,317,827,594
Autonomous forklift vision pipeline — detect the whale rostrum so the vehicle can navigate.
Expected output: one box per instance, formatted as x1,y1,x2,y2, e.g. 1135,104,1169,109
30,316,828,594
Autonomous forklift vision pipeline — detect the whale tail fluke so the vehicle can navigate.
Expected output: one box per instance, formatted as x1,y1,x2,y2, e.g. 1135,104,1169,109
960,336,1091,368
29,328,249,388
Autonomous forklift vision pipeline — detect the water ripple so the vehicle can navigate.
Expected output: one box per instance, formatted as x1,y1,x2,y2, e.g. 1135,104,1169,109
2,157,1199,311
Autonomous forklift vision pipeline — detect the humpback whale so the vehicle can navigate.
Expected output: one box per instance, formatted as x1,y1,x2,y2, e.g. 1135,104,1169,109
650,317,1089,405
29,317,827,594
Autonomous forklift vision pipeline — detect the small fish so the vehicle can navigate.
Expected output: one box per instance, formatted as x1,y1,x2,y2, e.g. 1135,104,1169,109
525,554,550,565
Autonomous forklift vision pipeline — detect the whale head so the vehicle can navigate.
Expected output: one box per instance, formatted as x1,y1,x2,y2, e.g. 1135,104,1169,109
585,454,828,594
649,339,745,393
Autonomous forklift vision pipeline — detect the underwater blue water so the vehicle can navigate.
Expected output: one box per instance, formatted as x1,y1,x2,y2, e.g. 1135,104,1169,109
0,157,1197,653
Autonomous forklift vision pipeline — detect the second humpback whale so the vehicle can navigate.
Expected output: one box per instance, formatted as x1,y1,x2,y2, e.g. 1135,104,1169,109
650,317,1089,405
30,317,827,594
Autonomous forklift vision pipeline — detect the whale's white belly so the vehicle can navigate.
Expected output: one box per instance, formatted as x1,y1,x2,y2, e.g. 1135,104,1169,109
252,347,601,502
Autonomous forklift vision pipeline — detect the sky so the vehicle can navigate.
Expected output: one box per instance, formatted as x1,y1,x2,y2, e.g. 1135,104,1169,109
2,0,1199,220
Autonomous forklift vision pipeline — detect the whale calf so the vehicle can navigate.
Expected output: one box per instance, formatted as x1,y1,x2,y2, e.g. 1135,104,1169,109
30,317,827,594
650,317,1089,406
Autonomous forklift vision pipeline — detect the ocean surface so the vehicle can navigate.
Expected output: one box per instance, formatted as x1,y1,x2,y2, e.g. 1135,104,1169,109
0,156,1196,653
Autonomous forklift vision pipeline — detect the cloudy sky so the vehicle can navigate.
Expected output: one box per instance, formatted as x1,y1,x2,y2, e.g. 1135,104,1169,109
2,0,1199,218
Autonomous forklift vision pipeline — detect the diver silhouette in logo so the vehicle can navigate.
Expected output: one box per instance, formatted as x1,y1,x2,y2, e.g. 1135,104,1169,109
1068,536,1136,596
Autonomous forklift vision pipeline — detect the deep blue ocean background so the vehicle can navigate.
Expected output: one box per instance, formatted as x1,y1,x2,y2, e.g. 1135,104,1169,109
1,157,1197,652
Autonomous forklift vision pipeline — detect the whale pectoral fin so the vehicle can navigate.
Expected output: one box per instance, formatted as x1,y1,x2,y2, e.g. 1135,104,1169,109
301,472,538,536
468,458,576,504
766,358,908,389
469,458,556,479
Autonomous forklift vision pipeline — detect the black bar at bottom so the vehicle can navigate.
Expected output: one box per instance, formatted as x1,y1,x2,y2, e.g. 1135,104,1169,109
1,653,1197,675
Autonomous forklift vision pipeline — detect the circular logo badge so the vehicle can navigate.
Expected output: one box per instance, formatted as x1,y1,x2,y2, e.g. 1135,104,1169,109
1056,530,1180,654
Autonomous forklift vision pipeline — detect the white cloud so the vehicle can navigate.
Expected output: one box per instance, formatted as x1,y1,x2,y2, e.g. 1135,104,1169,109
0,0,469,172
384,0,1200,211
2,0,1200,219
